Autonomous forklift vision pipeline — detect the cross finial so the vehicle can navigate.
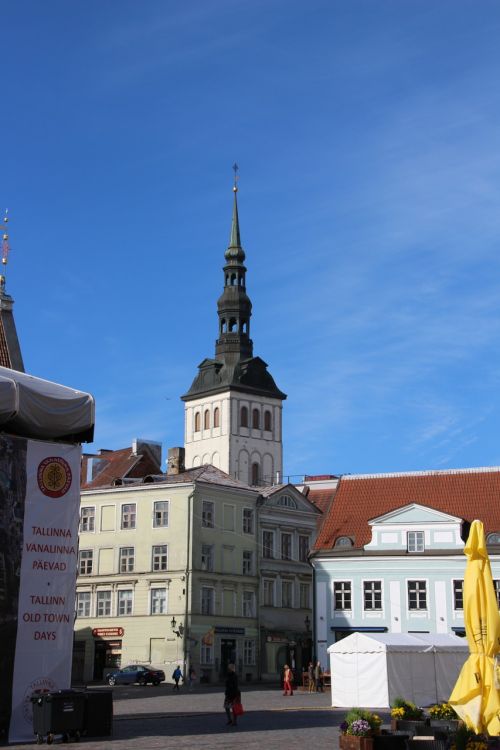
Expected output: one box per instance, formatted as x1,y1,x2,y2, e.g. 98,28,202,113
232,162,239,192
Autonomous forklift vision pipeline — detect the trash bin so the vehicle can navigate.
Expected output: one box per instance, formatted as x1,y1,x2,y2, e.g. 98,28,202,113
84,689,113,737
31,690,85,744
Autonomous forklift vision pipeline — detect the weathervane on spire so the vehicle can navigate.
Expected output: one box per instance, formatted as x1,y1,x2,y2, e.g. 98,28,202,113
1,210,9,292
232,162,239,192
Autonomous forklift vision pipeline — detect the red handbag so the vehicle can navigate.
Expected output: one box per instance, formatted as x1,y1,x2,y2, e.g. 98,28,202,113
233,700,244,716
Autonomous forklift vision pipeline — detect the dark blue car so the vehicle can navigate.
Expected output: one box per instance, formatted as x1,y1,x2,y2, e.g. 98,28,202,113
106,664,165,686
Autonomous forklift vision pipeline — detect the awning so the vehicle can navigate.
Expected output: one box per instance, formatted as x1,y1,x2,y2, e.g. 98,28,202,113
0,366,94,443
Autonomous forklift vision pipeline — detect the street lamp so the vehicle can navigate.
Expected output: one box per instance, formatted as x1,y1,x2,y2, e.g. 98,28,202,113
171,617,184,638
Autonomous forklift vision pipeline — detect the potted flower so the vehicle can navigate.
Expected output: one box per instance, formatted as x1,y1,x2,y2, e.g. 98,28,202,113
451,725,488,750
428,702,459,731
339,709,381,750
390,698,426,732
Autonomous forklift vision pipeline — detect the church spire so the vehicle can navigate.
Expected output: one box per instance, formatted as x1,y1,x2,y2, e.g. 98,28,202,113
0,210,25,372
228,163,242,252
215,168,253,363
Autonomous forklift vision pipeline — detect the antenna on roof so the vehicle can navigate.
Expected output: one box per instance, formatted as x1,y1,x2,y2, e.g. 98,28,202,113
1,209,10,292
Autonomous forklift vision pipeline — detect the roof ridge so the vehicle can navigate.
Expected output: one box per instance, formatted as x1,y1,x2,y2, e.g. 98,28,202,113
341,466,500,480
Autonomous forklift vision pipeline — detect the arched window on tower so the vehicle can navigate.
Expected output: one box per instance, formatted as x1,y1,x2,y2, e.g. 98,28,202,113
241,320,248,334
204,409,210,430
229,318,237,332
251,462,259,486
194,412,201,432
264,410,272,431
231,273,237,286
221,318,227,334
240,406,248,428
239,276,244,286
213,407,220,428
252,409,260,429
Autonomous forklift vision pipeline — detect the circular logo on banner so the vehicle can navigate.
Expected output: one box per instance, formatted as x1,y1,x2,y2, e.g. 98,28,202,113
37,457,72,498
22,676,57,724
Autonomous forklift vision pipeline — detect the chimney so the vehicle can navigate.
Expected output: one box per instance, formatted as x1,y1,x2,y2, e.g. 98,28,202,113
167,447,185,475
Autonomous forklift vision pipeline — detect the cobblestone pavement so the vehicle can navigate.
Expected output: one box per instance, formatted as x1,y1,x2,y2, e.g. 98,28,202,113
8,684,391,750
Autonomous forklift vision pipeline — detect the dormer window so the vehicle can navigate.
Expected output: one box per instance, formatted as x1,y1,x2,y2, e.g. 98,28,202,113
407,530,424,553
335,536,353,548
487,533,500,545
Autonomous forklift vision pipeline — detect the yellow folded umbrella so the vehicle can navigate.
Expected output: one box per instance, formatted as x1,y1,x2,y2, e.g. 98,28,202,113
449,519,500,735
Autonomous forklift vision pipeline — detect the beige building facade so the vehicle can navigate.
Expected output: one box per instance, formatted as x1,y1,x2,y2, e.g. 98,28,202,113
73,466,262,684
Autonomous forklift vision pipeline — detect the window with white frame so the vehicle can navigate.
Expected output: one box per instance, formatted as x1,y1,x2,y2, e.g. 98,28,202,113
201,586,215,615
242,550,253,575
408,580,427,610
242,590,255,618
363,581,382,610
298,535,309,562
152,544,168,571
151,588,167,615
281,532,292,561
453,580,464,610
281,580,293,608
80,507,95,533
201,544,214,572
299,582,310,609
201,643,213,664
78,549,93,575
119,547,135,573
121,503,136,530
263,579,275,606
243,508,254,534
202,500,214,528
244,639,256,665
118,589,133,616
153,500,169,527
76,591,91,617
97,590,112,617
334,581,351,610
407,531,425,553
263,530,274,559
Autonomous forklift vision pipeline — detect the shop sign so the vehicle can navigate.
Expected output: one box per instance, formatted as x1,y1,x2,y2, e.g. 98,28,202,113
214,627,245,635
92,627,124,638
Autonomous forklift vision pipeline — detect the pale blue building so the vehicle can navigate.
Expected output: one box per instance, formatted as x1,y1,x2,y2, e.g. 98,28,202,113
309,468,500,670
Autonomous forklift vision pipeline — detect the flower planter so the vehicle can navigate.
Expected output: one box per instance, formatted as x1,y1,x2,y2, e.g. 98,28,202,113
390,719,428,733
339,735,374,750
429,719,459,732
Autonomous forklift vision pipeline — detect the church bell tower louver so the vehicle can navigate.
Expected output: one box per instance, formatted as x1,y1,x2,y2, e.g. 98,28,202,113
182,170,286,485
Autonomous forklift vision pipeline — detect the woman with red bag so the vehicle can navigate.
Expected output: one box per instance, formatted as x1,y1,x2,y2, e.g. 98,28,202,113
223,663,242,727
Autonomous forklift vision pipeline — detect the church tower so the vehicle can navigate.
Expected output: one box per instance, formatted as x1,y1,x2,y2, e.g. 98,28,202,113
182,173,286,485
0,211,24,372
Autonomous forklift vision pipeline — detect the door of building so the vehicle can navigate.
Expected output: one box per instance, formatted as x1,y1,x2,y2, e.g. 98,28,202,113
220,638,236,677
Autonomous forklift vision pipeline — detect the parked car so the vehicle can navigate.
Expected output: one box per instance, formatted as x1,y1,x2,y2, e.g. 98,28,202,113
106,664,165,686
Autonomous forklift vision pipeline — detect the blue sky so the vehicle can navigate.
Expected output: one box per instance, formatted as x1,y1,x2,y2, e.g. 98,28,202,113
4,0,500,477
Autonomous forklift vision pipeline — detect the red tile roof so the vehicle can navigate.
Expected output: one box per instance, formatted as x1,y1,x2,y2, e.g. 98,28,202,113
314,467,500,551
81,446,161,489
307,488,337,514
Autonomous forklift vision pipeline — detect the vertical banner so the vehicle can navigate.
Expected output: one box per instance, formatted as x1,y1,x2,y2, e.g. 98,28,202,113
8,439,81,744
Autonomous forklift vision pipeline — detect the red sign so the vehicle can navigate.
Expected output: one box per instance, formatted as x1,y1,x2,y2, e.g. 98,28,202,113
92,627,124,638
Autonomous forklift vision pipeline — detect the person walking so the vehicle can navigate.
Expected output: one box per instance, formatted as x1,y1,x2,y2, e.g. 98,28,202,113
307,661,316,693
314,660,323,692
283,664,294,696
224,663,240,727
172,665,183,691
187,665,196,691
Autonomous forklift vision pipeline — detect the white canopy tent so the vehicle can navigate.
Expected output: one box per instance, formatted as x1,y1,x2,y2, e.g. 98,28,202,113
0,366,94,442
328,632,468,708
